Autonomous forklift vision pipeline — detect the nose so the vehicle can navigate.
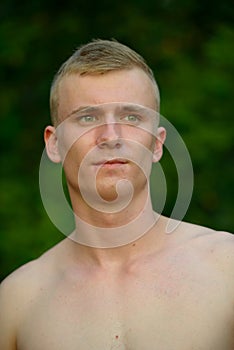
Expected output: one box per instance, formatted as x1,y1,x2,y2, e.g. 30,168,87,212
96,122,122,149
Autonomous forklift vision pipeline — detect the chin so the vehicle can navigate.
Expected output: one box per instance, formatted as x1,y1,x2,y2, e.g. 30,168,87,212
97,184,119,202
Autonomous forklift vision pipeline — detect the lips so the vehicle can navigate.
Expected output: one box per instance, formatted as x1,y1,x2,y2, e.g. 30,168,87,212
94,158,128,166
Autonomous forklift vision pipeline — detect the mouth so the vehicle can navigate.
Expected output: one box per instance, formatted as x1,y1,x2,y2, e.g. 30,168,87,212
94,158,128,167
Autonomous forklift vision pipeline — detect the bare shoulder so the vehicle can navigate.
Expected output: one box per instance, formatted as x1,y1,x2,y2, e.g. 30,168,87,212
0,258,45,350
174,219,234,274
190,221,233,253
0,238,67,316
178,219,233,248
1,256,48,299
0,237,67,294
0,259,42,328
201,228,234,271
0,239,67,350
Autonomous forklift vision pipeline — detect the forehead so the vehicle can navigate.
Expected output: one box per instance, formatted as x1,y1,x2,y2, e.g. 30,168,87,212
57,68,158,120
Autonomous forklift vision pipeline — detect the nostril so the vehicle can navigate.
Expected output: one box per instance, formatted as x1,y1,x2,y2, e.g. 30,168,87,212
97,137,122,149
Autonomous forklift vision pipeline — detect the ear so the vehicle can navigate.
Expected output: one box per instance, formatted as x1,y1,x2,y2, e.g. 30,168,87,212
44,126,62,163
152,127,166,163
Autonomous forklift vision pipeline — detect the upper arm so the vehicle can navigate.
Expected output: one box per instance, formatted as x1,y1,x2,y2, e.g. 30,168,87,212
211,231,234,285
0,258,48,350
0,277,18,350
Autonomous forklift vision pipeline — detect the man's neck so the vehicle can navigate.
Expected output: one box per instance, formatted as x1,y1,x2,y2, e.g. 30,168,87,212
67,211,166,272
65,193,167,270
71,186,156,240
64,183,167,269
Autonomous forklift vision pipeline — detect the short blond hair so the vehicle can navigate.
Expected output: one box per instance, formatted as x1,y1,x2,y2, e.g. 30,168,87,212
50,39,160,125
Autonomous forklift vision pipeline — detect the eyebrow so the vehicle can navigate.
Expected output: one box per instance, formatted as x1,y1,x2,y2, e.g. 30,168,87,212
119,105,147,113
66,103,156,119
67,106,99,118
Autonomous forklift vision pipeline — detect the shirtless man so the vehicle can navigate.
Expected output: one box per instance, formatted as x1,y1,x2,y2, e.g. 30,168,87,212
0,39,233,350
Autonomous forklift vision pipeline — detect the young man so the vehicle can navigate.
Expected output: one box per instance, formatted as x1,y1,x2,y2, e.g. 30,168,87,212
0,39,233,350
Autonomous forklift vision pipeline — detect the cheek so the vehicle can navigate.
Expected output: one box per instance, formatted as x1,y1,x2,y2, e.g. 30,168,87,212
58,126,96,163
74,140,92,160
125,128,155,152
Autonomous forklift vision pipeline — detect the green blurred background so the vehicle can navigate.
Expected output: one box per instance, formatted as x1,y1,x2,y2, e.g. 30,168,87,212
0,0,233,281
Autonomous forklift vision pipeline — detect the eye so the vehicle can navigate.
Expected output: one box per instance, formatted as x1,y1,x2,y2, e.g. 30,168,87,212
78,115,98,124
122,114,140,123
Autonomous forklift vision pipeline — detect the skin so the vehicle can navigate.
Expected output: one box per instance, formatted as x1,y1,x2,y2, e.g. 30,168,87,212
0,68,234,350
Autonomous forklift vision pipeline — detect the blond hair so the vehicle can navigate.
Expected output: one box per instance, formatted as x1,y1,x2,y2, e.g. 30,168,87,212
50,39,160,125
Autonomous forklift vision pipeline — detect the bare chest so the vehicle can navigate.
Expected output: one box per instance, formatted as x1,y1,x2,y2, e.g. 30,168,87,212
18,260,234,350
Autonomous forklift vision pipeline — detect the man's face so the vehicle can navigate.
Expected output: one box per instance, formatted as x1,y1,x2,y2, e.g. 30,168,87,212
54,68,164,203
